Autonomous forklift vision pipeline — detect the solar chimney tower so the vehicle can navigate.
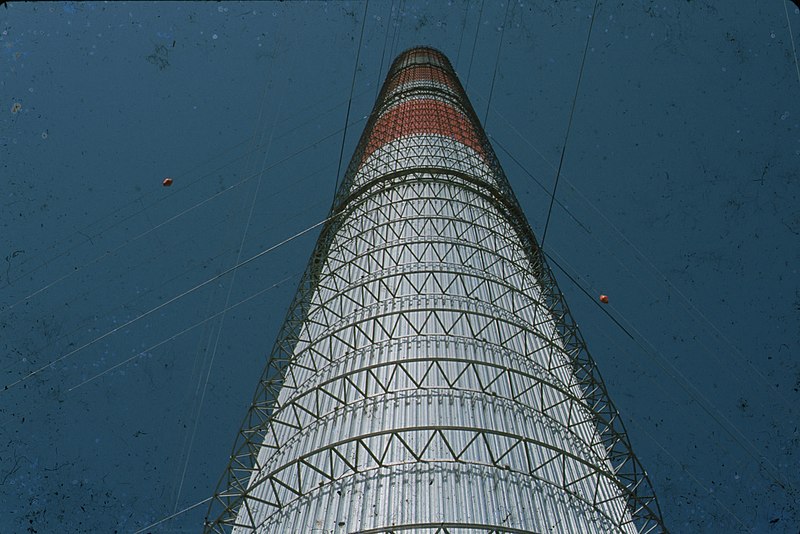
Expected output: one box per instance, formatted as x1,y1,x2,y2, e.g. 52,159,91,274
205,47,665,533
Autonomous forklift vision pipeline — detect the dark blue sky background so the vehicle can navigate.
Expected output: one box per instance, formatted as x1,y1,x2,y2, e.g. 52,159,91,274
1,1,798,532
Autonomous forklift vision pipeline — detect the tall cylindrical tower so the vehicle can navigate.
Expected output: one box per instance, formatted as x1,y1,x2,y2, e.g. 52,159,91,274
206,47,665,533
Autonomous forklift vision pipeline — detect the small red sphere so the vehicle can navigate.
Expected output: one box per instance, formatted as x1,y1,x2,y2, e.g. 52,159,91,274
162,177,173,187
599,294,609,304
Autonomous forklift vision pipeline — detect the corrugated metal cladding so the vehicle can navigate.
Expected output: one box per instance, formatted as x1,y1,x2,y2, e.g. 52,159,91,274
205,47,665,533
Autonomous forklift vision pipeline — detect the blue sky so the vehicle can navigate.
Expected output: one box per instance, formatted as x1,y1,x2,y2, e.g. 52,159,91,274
1,1,798,532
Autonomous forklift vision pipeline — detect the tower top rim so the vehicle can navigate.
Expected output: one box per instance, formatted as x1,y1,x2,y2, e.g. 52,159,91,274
389,46,454,71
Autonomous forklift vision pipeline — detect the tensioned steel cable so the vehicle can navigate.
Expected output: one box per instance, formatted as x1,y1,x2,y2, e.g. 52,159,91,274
543,251,635,341
487,97,798,415
503,120,795,494
2,89,374,317
490,101,800,484
388,0,405,62
540,0,600,249
332,0,370,205
465,0,485,89
483,0,512,126
68,274,298,392
1,136,353,382
785,0,800,87
172,74,287,513
454,0,470,69
2,214,340,392
375,0,394,99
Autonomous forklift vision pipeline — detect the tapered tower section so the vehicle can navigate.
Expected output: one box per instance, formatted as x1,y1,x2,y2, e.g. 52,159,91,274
206,47,665,533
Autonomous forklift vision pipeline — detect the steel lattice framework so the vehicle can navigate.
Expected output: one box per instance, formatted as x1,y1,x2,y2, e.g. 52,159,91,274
205,47,666,533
